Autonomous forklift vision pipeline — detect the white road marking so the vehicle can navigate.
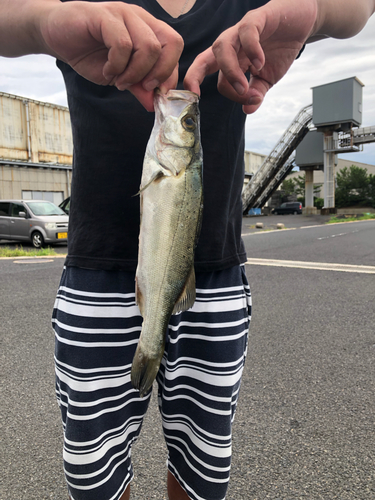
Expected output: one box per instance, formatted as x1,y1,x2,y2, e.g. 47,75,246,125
246,258,375,274
317,230,359,240
241,228,296,236
13,259,55,264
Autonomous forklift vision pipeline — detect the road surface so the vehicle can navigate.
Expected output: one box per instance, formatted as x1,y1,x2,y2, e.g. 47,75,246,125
1,216,374,499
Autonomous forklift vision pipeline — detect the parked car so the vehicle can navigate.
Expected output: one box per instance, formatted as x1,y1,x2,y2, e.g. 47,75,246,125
0,200,68,248
272,202,303,215
59,196,70,215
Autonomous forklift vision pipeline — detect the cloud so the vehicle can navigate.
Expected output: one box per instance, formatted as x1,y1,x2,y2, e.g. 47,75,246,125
0,54,67,106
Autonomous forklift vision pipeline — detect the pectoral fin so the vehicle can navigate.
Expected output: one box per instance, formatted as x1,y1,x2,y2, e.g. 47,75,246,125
138,170,164,194
172,265,196,314
137,154,171,196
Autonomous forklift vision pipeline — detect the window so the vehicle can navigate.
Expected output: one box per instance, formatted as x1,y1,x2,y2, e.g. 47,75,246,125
11,203,26,217
0,202,10,216
25,201,65,216
22,191,64,206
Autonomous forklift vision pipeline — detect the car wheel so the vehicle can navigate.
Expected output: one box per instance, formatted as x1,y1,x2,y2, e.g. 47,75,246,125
274,211,278,215
293,211,298,215
31,231,44,249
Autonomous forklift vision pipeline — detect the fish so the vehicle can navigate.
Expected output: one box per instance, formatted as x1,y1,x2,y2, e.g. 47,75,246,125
131,89,203,397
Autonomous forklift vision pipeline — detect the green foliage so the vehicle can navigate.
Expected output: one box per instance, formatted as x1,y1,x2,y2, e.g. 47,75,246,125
282,173,323,208
314,197,324,210
293,175,305,197
282,166,374,209
335,165,374,208
368,173,375,208
327,213,375,224
284,174,322,197
0,246,58,257
280,179,296,197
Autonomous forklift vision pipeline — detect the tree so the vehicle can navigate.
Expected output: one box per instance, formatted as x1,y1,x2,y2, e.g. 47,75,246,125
283,174,322,206
335,165,370,207
280,178,296,197
367,173,375,208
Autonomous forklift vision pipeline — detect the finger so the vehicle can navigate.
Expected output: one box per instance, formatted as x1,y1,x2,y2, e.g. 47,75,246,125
212,17,266,96
142,22,183,91
157,64,179,94
216,71,269,114
110,20,163,89
211,26,251,96
128,83,155,112
242,75,271,114
236,13,266,73
131,64,178,112
183,47,219,95
113,9,182,90
101,18,134,80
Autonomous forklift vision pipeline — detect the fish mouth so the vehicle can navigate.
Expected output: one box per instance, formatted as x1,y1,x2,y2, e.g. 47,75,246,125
154,88,199,102
153,89,199,127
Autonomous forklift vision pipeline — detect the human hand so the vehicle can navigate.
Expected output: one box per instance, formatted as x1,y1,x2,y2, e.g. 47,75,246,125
184,0,318,114
38,1,183,111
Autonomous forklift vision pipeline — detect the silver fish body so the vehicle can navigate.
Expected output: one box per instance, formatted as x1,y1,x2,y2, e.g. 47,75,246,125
131,90,203,397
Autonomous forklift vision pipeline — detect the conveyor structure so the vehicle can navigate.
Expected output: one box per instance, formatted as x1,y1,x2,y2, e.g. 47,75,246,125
242,104,313,214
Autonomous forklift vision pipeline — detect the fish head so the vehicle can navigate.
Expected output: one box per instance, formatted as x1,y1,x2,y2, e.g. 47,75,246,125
151,90,201,176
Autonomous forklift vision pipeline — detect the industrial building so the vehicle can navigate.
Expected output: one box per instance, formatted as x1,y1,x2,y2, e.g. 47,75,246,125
0,92,72,204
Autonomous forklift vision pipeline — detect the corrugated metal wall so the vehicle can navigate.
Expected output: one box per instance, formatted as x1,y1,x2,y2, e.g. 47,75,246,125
244,150,267,176
0,92,72,165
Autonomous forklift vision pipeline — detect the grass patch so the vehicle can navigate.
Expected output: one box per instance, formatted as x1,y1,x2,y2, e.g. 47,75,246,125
327,213,375,224
0,246,58,257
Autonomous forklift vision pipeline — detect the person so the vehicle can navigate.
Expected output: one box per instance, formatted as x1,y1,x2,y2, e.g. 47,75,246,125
1,1,374,499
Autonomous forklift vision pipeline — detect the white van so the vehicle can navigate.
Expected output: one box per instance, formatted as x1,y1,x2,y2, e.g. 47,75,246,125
0,200,68,248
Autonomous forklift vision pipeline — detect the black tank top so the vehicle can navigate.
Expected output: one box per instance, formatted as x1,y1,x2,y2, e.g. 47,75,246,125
58,0,267,271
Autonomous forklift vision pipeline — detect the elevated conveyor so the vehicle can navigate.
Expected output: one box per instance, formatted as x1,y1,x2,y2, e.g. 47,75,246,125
242,104,313,213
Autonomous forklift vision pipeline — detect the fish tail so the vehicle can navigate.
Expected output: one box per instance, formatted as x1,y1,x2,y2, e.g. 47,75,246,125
131,345,163,397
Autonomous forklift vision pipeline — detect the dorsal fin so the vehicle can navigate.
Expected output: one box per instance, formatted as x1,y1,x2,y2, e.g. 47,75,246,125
172,265,196,315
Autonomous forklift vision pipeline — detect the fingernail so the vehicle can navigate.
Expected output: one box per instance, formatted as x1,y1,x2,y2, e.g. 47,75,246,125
116,83,131,91
143,79,159,92
233,82,245,96
248,96,262,106
252,58,263,71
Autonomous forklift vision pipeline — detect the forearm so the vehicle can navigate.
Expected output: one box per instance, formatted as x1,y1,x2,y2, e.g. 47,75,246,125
0,0,61,57
309,0,375,41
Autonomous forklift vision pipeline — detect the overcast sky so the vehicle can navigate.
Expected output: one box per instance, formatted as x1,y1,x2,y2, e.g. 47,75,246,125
1,13,375,166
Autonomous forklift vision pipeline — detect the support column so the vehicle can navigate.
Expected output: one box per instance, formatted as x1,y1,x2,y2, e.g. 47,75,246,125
305,169,314,207
303,169,317,215
323,134,335,209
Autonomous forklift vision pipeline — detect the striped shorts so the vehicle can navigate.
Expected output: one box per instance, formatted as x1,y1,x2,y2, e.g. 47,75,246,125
52,265,251,500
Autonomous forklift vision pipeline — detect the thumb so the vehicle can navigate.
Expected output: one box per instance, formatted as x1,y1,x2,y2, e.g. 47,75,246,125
128,83,155,112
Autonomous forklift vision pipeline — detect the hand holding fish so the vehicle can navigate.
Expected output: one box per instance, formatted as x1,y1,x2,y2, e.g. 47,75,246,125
0,0,183,111
184,0,375,114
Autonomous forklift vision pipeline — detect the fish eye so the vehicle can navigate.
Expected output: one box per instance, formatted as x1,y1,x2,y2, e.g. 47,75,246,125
182,115,196,131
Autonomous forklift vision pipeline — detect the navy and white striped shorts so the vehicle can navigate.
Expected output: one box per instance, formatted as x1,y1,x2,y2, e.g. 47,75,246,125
52,265,251,500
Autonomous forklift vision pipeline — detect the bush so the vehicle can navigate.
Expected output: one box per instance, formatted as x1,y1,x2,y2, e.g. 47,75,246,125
335,165,372,208
314,197,324,210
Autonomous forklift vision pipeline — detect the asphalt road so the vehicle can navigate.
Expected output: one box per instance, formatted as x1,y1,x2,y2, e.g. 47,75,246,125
1,216,374,500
